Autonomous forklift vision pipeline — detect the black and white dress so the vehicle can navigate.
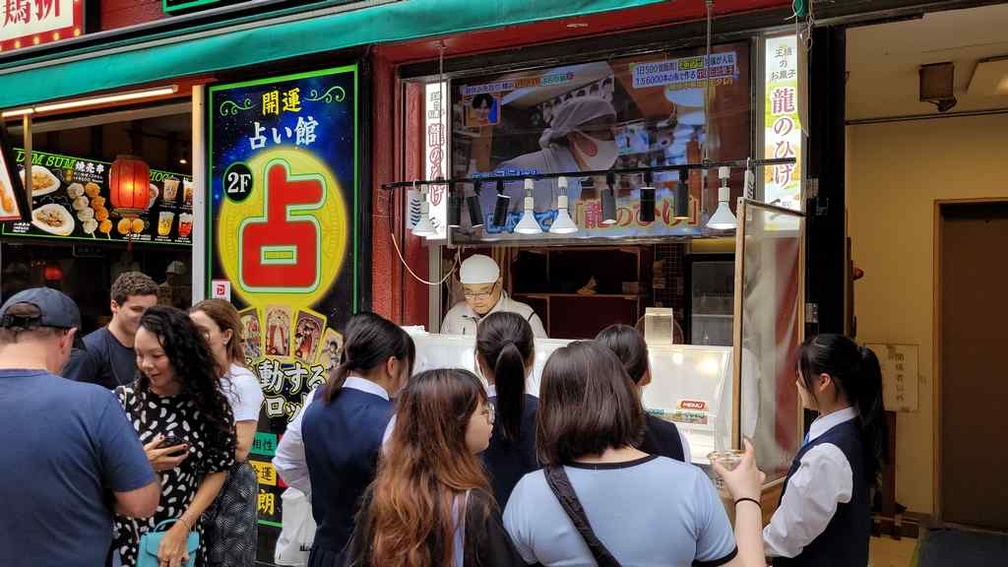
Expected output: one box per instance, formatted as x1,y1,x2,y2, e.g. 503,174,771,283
114,384,236,567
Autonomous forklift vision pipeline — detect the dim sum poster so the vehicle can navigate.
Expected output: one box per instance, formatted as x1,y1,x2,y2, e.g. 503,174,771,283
206,66,358,529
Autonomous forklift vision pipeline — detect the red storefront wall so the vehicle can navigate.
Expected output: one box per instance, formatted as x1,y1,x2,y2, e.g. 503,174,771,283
100,0,165,30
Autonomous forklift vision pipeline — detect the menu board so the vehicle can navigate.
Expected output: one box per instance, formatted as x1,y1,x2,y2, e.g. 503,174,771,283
1,149,193,245
0,134,28,223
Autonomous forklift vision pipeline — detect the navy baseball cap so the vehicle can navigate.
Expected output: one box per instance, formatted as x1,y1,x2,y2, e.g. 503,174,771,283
0,287,82,331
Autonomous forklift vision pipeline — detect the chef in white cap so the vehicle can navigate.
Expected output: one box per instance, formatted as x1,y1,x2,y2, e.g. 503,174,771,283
441,254,547,338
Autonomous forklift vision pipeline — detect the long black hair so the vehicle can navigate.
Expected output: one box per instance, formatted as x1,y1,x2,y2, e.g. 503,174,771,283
476,312,534,443
595,324,649,384
323,312,415,404
799,334,887,490
136,305,235,456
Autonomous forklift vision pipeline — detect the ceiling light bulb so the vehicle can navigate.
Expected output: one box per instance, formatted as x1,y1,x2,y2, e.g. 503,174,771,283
550,177,577,234
515,178,542,234
706,166,737,230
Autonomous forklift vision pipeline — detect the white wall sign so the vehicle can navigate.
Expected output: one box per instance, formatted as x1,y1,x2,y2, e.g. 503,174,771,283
866,342,919,412
211,279,232,301
0,0,82,51
763,34,803,226
423,81,449,241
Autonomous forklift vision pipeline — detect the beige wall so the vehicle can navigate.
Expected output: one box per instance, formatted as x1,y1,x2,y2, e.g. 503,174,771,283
846,114,1008,515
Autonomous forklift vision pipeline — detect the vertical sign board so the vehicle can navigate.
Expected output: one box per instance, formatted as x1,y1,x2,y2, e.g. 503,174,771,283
866,343,919,413
207,66,358,545
763,35,802,229
423,81,448,240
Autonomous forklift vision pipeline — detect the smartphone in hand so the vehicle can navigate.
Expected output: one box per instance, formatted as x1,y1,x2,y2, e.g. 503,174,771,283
161,435,188,454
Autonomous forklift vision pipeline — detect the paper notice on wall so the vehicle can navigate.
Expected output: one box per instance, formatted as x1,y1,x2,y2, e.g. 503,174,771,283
866,343,919,412
211,279,231,301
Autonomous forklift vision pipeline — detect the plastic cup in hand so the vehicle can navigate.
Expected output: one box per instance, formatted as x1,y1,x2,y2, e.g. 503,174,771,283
707,450,744,489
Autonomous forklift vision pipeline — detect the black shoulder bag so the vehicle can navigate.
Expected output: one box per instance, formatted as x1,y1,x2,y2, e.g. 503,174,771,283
543,465,622,567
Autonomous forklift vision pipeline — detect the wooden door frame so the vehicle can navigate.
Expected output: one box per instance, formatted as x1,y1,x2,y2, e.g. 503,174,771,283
932,197,1008,523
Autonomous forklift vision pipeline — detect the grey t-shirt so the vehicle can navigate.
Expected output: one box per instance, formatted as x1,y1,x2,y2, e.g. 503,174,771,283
63,327,137,389
503,455,737,566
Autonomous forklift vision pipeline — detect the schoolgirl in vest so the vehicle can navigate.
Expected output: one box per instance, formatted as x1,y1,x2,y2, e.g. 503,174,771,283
476,312,540,506
596,324,690,462
764,334,887,566
301,312,415,566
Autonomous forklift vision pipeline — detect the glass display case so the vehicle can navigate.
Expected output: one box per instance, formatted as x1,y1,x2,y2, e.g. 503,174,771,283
407,330,733,465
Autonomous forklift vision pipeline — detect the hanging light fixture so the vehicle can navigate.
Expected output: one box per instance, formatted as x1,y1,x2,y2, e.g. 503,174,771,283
447,181,462,228
491,179,511,227
639,171,656,223
43,263,64,282
601,171,617,225
550,176,578,234
108,155,152,249
514,178,542,235
744,157,756,200
411,184,437,237
675,168,690,220
109,156,151,217
706,166,737,230
467,180,484,228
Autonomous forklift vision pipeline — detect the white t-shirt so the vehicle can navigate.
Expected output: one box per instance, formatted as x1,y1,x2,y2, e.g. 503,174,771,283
224,364,265,422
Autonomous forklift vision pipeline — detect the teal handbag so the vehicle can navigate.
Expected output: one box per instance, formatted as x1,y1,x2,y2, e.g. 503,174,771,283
137,519,200,567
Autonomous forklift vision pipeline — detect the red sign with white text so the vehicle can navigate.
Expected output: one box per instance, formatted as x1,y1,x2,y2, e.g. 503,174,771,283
0,0,84,52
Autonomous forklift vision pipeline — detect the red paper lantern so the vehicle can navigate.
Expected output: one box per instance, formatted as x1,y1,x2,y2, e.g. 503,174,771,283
108,155,151,216
43,263,63,281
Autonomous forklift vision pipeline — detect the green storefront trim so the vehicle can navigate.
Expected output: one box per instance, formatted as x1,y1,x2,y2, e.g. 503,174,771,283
0,0,662,109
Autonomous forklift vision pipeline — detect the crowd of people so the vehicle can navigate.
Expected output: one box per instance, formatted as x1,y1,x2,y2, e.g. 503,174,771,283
1,273,262,567
0,270,886,567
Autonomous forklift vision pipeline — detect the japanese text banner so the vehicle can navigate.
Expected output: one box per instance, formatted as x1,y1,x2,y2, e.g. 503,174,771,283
207,65,359,534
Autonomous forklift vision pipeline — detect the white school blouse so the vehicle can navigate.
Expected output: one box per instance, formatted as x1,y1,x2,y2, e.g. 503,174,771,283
763,406,857,559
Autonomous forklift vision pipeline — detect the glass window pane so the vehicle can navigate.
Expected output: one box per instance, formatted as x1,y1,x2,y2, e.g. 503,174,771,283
737,202,804,482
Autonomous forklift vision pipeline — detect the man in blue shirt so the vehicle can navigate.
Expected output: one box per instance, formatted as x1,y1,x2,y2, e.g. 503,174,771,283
63,271,160,388
0,288,160,567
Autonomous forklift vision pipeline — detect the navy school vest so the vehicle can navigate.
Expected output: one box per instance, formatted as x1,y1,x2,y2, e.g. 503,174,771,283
773,419,871,567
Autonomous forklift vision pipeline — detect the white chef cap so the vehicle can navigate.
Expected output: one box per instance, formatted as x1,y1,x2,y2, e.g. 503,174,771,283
459,254,500,285
539,95,616,149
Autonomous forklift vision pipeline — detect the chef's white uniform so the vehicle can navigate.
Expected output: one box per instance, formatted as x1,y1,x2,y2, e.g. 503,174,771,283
441,290,547,338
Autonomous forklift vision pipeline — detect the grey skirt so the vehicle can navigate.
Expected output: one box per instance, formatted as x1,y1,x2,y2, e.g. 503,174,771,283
204,460,259,567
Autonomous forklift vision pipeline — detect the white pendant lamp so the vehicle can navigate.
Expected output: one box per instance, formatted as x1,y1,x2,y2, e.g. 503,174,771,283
514,178,543,235
550,176,578,234
411,186,437,237
706,166,737,230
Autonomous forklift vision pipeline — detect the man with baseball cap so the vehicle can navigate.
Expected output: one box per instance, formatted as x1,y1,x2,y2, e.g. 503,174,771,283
0,288,159,567
441,254,547,337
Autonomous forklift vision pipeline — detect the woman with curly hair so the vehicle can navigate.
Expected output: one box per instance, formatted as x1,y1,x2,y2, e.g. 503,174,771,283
345,368,524,567
114,306,236,567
